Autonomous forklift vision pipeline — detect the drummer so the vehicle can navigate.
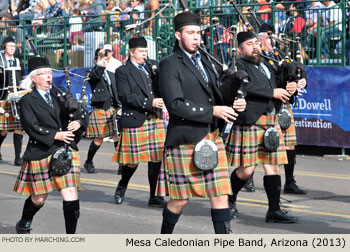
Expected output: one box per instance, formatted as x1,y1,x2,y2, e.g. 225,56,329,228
0,37,25,166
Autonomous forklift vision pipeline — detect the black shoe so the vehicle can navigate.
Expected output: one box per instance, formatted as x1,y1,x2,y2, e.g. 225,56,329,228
114,184,126,204
284,182,307,195
117,165,122,175
148,196,167,208
266,210,299,223
14,158,22,166
228,196,238,219
15,221,31,234
84,161,96,174
0,153,3,164
243,177,255,192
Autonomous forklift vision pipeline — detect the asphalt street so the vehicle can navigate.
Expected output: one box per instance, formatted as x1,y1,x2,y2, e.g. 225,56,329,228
0,133,349,234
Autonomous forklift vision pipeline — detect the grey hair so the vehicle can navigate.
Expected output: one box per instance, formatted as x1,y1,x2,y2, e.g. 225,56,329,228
119,0,129,6
258,32,266,39
20,69,39,90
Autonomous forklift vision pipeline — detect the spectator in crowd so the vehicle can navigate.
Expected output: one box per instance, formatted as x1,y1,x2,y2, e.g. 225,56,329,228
43,0,62,19
33,3,44,20
273,0,295,33
82,0,106,31
106,0,116,11
305,1,325,34
256,0,272,25
61,0,74,16
69,8,83,43
0,13,17,44
307,1,343,59
129,0,143,19
143,0,160,36
282,2,307,42
33,0,62,33
319,1,343,58
0,1,9,18
112,0,132,42
77,0,89,10
12,0,40,23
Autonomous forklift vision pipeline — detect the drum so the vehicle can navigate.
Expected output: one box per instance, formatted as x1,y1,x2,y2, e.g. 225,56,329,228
8,90,30,120
0,53,6,101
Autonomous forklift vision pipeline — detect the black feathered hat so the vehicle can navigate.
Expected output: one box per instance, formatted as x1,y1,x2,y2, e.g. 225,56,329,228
128,37,147,49
28,57,51,73
174,12,200,31
259,23,275,33
2,36,16,47
237,31,256,46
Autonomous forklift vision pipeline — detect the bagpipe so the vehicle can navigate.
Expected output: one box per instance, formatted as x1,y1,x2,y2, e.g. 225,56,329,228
228,1,306,101
25,36,89,175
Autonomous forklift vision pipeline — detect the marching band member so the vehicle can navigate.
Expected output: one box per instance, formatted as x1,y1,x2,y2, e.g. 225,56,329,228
224,31,299,223
156,12,246,234
13,57,88,234
0,37,25,166
258,23,307,195
112,37,166,207
84,48,121,174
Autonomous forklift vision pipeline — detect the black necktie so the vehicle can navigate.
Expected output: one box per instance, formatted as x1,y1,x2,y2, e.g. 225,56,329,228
258,64,268,78
138,65,149,77
191,55,208,83
45,92,54,108
9,60,14,67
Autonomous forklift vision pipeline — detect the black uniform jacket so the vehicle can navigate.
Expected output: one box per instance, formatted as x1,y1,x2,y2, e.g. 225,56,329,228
230,58,281,125
88,66,119,110
19,88,88,161
115,59,162,128
159,49,225,147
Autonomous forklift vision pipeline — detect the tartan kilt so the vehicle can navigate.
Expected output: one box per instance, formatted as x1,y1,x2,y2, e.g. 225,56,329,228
112,116,165,165
0,101,22,130
156,130,232,200
13,149,81,196
86,107,116,138
226,114,287,168
280,103,297,147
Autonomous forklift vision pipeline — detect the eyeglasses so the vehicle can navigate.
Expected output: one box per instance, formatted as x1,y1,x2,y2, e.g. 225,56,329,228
36,71,53,76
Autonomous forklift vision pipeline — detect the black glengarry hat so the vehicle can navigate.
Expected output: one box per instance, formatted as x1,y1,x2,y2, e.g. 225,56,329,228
259,23,275,33
174,12,200,31
237,31,256,46
2,36,16,47
128,37,147,49
28,57,51,73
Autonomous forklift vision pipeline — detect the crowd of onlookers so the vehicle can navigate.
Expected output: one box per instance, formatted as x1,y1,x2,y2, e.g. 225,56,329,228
0,1,349,64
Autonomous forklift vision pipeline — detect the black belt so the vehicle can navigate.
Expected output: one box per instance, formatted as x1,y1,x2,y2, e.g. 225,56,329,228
262,108,276,116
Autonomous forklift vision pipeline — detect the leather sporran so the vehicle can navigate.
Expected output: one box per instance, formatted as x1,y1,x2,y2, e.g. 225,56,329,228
193,139,218,171
263,127,280,152
50,147,72,176
278,108,291,130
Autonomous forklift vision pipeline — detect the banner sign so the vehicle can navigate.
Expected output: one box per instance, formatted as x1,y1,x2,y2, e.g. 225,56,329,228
292,66,350,148
50,66,350,148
